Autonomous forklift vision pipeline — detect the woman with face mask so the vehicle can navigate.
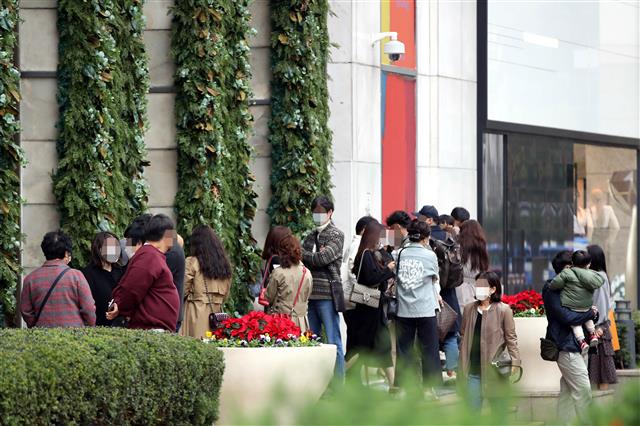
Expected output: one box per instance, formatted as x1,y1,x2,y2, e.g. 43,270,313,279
459,271,521,410
81,232,125,326
349,219,396,385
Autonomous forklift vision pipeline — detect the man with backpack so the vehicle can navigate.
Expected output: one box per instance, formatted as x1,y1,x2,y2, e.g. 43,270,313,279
415,204,464,380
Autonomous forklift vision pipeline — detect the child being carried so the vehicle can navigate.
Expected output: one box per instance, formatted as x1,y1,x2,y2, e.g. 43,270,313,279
550,250,604,353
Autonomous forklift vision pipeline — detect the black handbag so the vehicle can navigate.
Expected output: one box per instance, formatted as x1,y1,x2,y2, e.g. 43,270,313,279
540,337,559,361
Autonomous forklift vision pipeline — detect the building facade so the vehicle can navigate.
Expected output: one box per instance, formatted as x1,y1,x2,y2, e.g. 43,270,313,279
17,1,638,305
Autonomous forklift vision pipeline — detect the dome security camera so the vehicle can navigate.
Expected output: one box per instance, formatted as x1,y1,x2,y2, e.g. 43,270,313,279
384,39,405,62
371,32,406,63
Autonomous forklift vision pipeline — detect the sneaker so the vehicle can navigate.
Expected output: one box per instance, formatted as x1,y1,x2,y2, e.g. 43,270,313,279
588,332,599,348
579,339,589,354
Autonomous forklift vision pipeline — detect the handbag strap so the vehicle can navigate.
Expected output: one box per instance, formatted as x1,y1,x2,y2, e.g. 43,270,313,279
290,266,307,315
34,267,70,326
203,278,216,315
356,249,368,283
261,255,275,288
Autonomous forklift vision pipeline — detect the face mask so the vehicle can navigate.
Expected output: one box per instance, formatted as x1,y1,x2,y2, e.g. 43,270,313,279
313,213,328,226
101,240,122,264
475,287,491,301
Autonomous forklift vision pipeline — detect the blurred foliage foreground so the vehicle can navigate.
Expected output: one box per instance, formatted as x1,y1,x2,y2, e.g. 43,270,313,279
231,369,640,426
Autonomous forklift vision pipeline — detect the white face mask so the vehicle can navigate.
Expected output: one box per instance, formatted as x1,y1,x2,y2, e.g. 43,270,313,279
102,242,121,264
475,287,491,301
313,213,329,226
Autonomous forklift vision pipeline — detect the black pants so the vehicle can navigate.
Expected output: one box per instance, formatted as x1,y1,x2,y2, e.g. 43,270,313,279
395,316,441,387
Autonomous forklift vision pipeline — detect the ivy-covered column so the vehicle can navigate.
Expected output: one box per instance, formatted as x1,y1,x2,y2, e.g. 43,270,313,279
54,0,149,266
268,0,333,234
0,0,23,326
172,0,260,313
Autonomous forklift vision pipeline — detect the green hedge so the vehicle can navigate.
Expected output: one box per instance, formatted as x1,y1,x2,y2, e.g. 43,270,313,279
268,0,333,234
53,0,149,267
0,0,23,327
0,328,224,425
171,0,260,313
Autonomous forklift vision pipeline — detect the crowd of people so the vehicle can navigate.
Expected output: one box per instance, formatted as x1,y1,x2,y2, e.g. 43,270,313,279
19,195,618,420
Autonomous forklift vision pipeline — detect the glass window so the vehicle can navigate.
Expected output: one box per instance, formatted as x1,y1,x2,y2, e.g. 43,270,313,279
488,0,640,138
500,136,638,296
573,145,637,301
482,133,505,274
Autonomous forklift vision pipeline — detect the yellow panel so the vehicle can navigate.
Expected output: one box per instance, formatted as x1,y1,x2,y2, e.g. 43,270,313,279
381,0,391,66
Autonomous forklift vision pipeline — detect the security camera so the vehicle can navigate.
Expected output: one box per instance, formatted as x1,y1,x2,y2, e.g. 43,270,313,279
371,31,406,63
384,39,405,62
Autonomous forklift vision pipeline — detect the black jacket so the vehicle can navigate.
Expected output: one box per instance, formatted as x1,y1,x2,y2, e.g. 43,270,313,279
81,264,123,327
542,282,597,353
166,242,186,329
430,225,447,242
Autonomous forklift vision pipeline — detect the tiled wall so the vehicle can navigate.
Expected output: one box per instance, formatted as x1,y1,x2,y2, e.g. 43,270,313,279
18,0,273,271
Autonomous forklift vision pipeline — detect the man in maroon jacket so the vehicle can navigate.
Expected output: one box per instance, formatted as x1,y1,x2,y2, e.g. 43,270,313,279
107,214,179,331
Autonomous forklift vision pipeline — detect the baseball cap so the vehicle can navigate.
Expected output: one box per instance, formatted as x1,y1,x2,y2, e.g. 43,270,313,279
414,205,439,220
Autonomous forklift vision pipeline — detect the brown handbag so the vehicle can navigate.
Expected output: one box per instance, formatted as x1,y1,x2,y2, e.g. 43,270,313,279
436,300,458,341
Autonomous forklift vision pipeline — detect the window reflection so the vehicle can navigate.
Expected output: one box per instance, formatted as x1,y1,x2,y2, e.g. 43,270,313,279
573,145,637,301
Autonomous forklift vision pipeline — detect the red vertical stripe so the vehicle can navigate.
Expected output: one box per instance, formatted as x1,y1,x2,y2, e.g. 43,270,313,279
382,74,416,221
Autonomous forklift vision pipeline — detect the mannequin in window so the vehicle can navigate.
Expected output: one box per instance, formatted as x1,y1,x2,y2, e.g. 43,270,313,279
574,184,593,240
589,188,620,255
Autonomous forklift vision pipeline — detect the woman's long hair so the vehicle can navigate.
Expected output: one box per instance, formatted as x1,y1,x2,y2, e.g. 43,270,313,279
458,220,489,272
352,220,384,274
189,225,232,280
89,231,120,267
587,244,607,274
277,233,302,268
262,226,292,260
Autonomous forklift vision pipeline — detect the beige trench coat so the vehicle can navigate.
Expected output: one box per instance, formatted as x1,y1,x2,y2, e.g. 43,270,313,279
459,301,521,388
265,263,313,333
179,256,231,339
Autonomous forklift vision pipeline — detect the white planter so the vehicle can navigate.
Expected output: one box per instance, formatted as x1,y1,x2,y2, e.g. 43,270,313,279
217,344,336,424
514,317,561,391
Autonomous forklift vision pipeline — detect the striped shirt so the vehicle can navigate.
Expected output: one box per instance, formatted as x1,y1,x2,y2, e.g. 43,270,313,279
21,260,96,328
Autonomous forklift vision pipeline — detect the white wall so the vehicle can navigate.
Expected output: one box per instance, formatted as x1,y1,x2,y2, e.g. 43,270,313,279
328,1,383,244
415,0,478,220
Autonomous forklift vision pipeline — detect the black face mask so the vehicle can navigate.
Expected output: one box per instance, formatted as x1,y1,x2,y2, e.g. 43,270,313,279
117,238,130,267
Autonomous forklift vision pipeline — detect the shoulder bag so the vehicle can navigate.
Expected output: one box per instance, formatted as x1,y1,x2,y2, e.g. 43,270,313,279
349,250,381,308
491,343,523,383
540,337,559,361
383,248,403,320
436,300,458,341
203,278,230,330
33,267,70,327
257,256,275,306
272,267,307,320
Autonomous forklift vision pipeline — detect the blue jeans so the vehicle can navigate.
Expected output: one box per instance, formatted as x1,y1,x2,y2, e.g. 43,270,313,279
442,333,459,371
308,299,345,378
468,374,482,410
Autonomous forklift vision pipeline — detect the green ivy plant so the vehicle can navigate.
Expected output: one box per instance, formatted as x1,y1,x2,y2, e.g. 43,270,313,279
268,0,333,235
0,0,23,327
54,0,149,267
171,0,260,314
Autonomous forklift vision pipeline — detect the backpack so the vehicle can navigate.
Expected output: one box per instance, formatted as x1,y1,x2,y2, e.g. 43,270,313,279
429,237,463,290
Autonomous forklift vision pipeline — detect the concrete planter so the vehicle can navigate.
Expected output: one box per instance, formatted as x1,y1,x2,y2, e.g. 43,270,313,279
217,344,336,424
514,317,561,391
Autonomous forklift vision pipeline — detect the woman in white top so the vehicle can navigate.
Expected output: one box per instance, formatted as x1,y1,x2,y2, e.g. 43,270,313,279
456,220,490,311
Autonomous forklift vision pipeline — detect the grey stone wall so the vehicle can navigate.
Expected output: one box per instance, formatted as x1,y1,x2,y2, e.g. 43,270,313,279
18,0,273,271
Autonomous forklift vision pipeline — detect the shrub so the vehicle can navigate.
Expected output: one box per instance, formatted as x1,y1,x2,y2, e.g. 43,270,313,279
0,0,23,327
0,328,224,425
268,0,333,234
171,0,260,314
53,0,150,267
